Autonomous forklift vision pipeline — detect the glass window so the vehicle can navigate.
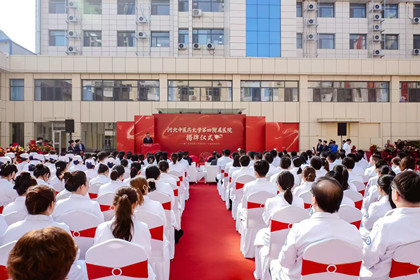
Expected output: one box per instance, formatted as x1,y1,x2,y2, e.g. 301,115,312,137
118,0,135,14
400,82,420,102
84,0,102,14
168,80,232,102
240,81,299,102
192,29,224,45
319,3,334,18
414,35,420,49
414,4,420,18
383,4,398,18
49,30,66,46
82,123,116,151
117,31,135,47
382,34,398,50
10,79,24,101
179,0,188,11
151,32,170,47
297,33,302,49
178,29,189,44
11,123,24,147
82,80,159,101
296,2,302,17
350,3,366,18
83,31,102,47
151,0,170,15
192,0,224,12
309,81,389,102
49,0,66,13
35,80,72,101
349,34,366,49
318,34,335,49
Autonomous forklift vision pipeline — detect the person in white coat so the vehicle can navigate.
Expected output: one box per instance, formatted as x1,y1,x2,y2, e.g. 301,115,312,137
310,156,327,179
49,160,69,193
342,138,352,155
53,171,104,222
271,177,363,280
293,166,316,198
33,164,53,189
97,165,126,197
391,157,401,174
3,172,37,217
361,171,420,279
0,163,18,208
145,165,175,207
90,163,111,186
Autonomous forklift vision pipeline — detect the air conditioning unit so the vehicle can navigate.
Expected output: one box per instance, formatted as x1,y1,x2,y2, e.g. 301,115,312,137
178,43,187,49
306,18,316,25
192,9,202,17
373,3,382,11
412,17,420,24
207,43,215,50
373,24,383,31
413,49,420,55
307,34,316,40
136,31,147,39
373,49,384,56
67,30,78,38
373,34,382,41
66,46,77,54
137,16,148,23
307,3,316,11
66,15,78,23
193,43,201,49
67,1,76,8
373,14,382,21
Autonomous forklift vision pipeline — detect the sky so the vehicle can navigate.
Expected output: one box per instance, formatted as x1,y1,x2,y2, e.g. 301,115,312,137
0,0,36,52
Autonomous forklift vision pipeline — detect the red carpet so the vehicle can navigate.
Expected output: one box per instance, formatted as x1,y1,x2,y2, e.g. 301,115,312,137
170,183,255,280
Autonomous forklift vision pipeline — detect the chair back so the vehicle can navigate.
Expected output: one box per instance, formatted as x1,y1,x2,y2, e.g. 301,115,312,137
301,238,362,280
0,241,16,280
85,239,149,279
338,205,362,229
134,211,165,259
168,170,183,187
55,211,103,260
148,191,172,228
3,212,26,226
344,191,363,210
299,191,313,210
234,175,255,202
205,166,218,183
246,191,275,228
97,193,115,221
350,180,366,197
89,183,103,200
269,206,310,259
389,240,420,279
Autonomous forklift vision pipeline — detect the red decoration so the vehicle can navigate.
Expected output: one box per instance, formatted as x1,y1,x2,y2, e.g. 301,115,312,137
265,122,299,152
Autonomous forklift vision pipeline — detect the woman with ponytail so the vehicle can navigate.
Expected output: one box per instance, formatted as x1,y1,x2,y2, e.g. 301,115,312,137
33,164,53,189
293,166,316,198
0,163,18,207
97,165,126,197
49,161,69,193
145,165,175,205
90,163,111,186
53,171,104,222
3,172,37,216
158,160,178,187
168,153,185,174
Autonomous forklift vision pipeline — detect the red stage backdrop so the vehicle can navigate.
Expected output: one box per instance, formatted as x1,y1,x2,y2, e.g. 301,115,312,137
265,122,299,152
154,114,246,162
116,122,135,153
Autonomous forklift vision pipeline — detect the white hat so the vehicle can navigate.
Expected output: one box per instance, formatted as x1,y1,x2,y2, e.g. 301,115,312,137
20,153,29,159
29,152,38,156
73,155,83,164
34,154,44,161
58,155,69,163
0,157,12,164
49,154,59,161
5,152,15,159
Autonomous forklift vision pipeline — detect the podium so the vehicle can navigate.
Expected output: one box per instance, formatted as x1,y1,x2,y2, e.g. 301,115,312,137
141,143,161,154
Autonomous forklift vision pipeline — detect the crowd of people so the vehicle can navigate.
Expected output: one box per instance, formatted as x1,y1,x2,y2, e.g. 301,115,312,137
214,147,420,279
0,149,193,280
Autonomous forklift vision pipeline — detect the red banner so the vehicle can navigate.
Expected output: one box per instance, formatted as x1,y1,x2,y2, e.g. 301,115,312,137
116,122,135,153
265,122,299,152
154,114,246,161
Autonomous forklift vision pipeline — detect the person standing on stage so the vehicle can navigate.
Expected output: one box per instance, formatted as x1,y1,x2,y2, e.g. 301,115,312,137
143,132,153,144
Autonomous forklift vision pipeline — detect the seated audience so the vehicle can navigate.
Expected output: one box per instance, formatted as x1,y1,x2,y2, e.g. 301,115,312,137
3,172,37,216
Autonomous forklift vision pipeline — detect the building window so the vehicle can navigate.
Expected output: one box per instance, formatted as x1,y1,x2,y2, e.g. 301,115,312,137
381,34,398,50
35,80,72,101
118,0,135,14
297,33,302,49
349,34,366,49
414,4,420,17
400,82,420,102
49,0,66,14
192,0,224,12
179,0,188,11
192,29,224,45
11,123,24,147
241,81,299,102
168,80,232,102
49,30,66,46
82,80,159,101
82,123,116,151
414,35,420,49
383,4,398,18
318,34,335,49
10,79,24,101
350,3,366,18
83,31,102,47
178,29,189,44
117,31,135,47
319,3,334,18
151,0,170,15
308,81,389,102
296,2,302,17
84,0,102,14
151,32,170,47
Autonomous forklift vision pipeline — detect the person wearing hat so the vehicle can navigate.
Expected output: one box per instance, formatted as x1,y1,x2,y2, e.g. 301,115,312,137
17,153,30,175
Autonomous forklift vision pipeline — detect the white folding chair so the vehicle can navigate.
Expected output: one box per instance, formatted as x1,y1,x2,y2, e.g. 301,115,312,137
344,190,364,210
89,183,103,200
301,238,362,280
0,241,16,280
232,175,255,221
338,205,363,229
204,166,218,183
350,180,366,197
135,211,169,280
389,240,420,280
240,191,275,259
85,239,153,280
188,165,205,184
55,211,103,260
3,211,26,226
96,193,115,221
299,191,313,211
